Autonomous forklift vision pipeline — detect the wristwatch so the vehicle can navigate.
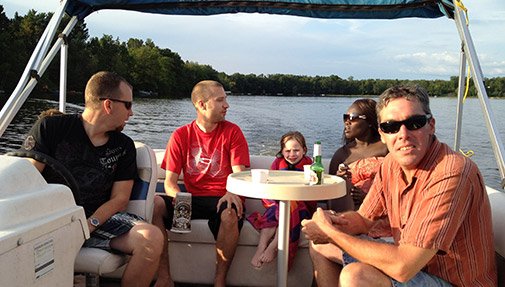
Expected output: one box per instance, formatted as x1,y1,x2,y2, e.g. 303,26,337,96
89,217,100,227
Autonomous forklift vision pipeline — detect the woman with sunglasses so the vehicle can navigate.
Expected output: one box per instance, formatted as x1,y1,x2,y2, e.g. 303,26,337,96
328,99,388,213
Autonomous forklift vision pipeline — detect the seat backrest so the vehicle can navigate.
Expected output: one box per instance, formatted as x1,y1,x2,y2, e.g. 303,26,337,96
153,151,333,185
487,186,505,287
127,142,157,222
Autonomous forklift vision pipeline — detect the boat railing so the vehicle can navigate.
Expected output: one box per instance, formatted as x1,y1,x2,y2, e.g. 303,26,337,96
0,0,78,138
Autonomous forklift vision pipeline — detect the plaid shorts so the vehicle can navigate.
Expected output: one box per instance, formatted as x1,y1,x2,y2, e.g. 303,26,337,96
83,211,145,253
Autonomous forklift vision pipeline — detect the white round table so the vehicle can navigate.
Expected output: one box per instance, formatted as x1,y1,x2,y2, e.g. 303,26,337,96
227,170,346,287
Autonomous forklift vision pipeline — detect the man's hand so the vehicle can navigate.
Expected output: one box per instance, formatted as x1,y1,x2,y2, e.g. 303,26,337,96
217,191,243,218
302,208,338,244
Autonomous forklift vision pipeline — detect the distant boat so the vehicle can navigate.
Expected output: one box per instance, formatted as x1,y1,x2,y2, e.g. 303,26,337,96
137,90,158,97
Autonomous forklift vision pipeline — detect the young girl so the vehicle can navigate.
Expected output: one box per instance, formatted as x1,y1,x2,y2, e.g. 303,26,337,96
246,131,316,270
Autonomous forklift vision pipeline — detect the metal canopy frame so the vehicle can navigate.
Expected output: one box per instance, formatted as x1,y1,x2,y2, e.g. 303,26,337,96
0,0,503,188
452,5,505,188
0,0,78,136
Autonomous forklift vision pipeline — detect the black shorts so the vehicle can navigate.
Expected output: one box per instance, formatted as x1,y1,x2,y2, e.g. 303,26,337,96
160,195,244,240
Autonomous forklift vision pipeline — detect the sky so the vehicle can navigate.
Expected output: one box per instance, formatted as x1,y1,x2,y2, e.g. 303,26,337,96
3,0,505,80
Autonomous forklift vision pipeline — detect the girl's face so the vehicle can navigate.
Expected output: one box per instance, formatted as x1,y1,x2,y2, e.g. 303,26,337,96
282,139,305,164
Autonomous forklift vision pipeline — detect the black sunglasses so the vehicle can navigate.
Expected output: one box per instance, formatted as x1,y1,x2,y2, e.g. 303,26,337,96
379,114,432,134
99,97,132,110
343,113,367,122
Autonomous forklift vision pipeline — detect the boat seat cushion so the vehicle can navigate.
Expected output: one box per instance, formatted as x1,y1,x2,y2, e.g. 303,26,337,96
167,196,309,247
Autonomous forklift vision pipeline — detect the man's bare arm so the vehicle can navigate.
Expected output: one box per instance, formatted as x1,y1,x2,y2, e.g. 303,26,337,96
164,170,181,198
87,179,133,233
163,170,182,207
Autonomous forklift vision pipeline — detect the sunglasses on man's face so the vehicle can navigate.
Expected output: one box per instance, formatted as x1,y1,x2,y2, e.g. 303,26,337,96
99,97,133,110
379,114,432,134
343,113,367,122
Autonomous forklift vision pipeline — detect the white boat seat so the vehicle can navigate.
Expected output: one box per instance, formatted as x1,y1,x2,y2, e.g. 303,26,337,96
0,156,87,287
487,187,505,286
74,142,158,277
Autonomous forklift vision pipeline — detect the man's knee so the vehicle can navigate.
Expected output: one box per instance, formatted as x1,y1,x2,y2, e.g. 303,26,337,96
340,262,387,286
309,241,327,259
310,241,320,253
153,195,168,217
141,224,164,255
220,207,238,225
309,241,344,264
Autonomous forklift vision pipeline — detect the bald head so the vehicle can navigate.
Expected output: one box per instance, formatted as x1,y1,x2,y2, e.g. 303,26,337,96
191,80,224,107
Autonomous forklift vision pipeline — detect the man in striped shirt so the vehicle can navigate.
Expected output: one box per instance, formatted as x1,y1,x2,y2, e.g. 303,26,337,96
302,85,497,286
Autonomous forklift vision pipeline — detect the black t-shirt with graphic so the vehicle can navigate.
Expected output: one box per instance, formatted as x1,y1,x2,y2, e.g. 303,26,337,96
22,114,137,217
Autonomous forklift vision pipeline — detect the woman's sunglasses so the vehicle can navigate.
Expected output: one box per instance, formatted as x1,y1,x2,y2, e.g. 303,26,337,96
343,113,367,122
379,114,432,134
99,97,133,110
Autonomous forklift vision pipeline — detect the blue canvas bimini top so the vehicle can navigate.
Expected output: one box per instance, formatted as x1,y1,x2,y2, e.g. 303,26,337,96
65,0,455,21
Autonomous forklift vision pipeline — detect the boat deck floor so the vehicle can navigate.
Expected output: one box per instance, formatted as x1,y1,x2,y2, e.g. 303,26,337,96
74,274,226,287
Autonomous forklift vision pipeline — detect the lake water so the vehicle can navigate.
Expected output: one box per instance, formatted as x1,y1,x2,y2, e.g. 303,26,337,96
1,95,504,190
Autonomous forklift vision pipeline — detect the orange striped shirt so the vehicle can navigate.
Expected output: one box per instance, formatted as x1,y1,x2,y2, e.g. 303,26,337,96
360,138,497,286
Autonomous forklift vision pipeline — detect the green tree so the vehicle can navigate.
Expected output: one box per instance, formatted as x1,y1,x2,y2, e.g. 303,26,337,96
0,6,15,91
129,44,163,92
181,61,220,96
88,35,131,76
42,15,92,93
65,18,92,92
1,9,52,93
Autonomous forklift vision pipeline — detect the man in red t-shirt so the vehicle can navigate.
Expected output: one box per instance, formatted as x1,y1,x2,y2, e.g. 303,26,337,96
152,80,250,287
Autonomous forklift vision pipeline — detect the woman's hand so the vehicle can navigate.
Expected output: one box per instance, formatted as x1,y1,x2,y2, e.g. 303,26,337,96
336,163,351,180
351,186,367,209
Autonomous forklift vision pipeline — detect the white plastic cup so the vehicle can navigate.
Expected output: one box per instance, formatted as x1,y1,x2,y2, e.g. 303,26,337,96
251,169,269,183
303,165,312,181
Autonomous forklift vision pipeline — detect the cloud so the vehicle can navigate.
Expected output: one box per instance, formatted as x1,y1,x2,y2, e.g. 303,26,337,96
485,60,505,77
394,52,460,77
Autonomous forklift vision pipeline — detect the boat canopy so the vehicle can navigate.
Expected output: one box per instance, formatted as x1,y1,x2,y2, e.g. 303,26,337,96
65,0,455,21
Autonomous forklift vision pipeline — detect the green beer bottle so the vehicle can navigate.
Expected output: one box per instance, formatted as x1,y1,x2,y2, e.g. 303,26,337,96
310,141,324,185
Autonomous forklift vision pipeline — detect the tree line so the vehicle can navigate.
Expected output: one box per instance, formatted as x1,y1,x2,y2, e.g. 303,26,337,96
1,6,504,98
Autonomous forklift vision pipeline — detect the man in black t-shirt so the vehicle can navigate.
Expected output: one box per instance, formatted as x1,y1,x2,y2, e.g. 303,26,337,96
21,71,163,287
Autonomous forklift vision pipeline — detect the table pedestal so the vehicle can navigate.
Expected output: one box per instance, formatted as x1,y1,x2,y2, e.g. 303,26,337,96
226,170,346,287
278,200,290,287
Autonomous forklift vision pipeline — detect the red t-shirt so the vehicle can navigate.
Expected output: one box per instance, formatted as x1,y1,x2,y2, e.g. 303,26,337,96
161,120,250,197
